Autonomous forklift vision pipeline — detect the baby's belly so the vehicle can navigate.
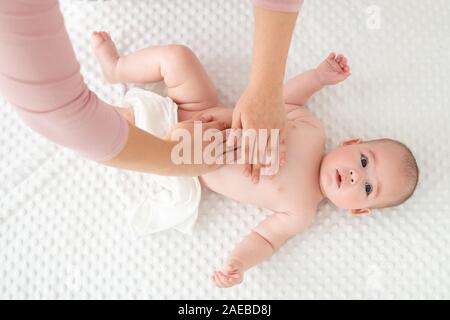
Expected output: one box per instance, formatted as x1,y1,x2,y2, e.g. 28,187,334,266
200,164,293,212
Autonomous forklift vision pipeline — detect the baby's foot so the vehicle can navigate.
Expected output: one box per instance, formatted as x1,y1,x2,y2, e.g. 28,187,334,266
91,31,120,83
315,52,351,86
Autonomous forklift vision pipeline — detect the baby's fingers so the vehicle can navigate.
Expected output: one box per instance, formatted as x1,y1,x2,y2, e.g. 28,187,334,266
341,67,352,78
213,271,233,288
338,56,349,70
212,272,224,288
225,265,239,273
211,272,224,288
218,271,238,287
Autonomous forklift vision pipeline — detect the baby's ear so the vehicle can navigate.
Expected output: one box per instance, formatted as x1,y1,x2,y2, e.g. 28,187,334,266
349,208,371,215
341,138,362,146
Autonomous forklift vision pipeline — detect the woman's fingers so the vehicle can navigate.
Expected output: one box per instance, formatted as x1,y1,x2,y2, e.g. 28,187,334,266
229,110,242,148
279,128,286,167
170,116,285,174
251,165,261,184
202,120,227,131
243,133,252,177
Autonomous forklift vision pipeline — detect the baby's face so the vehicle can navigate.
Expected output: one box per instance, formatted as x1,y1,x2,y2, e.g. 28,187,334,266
319,139,409,213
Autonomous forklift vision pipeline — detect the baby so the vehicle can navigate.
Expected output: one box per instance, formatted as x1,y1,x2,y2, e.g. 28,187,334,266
92,31,419,288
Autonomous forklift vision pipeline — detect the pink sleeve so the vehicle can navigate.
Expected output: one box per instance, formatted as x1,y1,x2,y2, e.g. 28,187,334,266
0,0,129,161
252,0,304,12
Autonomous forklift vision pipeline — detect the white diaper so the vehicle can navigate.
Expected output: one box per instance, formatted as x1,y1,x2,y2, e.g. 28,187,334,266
122,88,201,235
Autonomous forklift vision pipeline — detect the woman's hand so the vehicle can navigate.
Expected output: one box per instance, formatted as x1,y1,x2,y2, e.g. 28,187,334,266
231,85,286,184
165,118,234,176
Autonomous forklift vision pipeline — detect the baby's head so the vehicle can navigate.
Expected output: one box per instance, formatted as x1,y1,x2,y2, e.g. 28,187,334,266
319,138,419,214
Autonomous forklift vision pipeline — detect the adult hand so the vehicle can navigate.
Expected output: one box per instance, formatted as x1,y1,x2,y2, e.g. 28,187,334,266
231,85,286,184
166,118,235,176
231,4,299,183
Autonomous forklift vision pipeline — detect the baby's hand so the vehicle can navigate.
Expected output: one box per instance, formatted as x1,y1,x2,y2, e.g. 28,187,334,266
315,52,351,86
211,259,244,288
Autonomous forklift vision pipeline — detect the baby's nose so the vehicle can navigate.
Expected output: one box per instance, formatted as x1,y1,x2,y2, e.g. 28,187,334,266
349,169,359,185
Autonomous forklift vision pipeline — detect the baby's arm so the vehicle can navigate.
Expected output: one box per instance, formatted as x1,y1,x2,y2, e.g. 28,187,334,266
212,211,313,288
284,53,351,107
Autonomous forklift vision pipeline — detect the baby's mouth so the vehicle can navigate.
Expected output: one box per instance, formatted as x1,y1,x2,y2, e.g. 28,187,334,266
335,169,342,188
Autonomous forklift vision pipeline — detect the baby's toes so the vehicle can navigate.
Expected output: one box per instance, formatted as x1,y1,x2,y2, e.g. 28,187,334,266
91,32,105,47
98,31,107,41
102,32,112,41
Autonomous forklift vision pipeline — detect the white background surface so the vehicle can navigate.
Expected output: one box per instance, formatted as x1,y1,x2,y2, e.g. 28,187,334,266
0,0,449,299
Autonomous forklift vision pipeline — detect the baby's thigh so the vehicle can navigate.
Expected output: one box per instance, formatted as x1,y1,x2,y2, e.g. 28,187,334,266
177,105,233,127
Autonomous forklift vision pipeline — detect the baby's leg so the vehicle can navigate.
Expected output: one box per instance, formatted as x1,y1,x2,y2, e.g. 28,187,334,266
92,32,219,113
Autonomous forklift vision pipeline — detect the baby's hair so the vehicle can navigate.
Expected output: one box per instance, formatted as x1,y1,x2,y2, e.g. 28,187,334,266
365,138,419,209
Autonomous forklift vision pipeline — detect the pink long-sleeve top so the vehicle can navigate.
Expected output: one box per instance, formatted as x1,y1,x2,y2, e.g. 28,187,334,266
0,0,302,162
253,0,303,12
0,0,128,161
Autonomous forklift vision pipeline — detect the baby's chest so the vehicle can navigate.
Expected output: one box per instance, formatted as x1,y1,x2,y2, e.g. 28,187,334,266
265,161,319,212
267,122,325,209
285,119,324,154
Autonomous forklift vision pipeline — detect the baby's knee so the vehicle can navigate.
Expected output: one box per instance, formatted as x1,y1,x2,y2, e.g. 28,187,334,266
164,44,197,66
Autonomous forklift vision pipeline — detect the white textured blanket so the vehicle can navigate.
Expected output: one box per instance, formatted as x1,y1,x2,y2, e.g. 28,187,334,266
0,0,449,299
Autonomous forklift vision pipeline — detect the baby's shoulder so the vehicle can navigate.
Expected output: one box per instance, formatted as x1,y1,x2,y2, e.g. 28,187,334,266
287,203,318,226
287,106,325,134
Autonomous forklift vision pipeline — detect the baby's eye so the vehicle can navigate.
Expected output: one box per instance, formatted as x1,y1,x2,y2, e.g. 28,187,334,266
365,182,373,195
361,154,369,168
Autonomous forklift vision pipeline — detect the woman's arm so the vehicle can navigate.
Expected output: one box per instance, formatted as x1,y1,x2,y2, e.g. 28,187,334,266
253,0,304,13
231,1,303,183
104,119,227,176
0,0,225,175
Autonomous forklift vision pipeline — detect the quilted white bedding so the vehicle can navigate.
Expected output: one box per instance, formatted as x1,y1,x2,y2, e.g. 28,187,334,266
0,0,449,299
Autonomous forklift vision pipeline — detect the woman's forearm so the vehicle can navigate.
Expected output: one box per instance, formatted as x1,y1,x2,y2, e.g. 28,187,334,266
249,4,300,89
0,0,206,177
253,0,304,13
0,0,130,162
101,122,175,175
